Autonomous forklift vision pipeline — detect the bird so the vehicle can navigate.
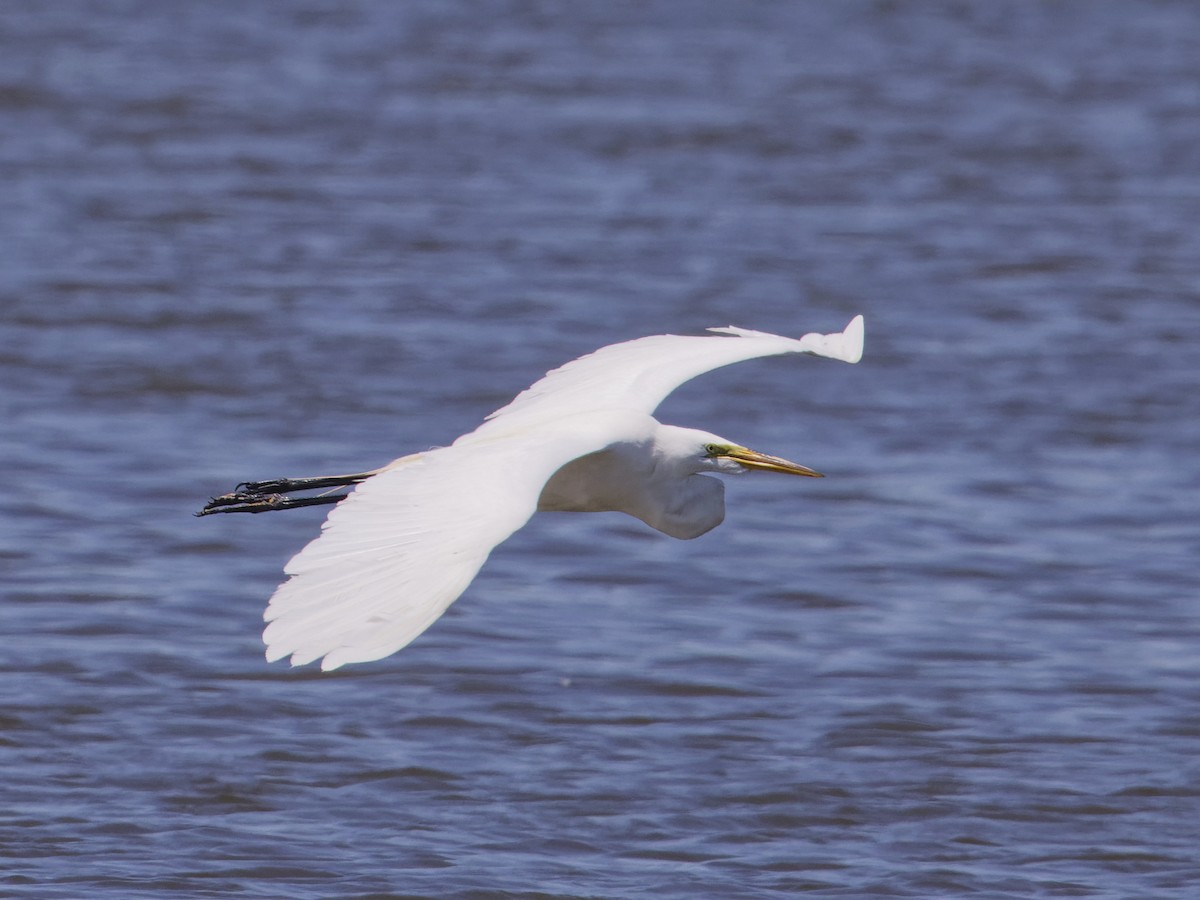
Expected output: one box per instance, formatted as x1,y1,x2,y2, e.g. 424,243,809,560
199,315,864,670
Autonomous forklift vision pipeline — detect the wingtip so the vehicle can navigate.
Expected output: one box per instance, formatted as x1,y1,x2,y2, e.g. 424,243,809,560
842,314,865,364
711,317,864,363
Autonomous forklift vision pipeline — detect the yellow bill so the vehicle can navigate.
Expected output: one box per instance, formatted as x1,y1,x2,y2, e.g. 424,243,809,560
723,446,823,477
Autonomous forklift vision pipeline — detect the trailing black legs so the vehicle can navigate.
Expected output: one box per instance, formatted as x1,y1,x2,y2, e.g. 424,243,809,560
197,470,377,516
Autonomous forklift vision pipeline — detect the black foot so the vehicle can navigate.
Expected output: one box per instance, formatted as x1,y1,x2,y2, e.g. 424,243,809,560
197,469,378,517
196,490,352,516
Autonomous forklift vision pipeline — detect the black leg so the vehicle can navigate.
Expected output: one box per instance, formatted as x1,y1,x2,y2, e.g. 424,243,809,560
197,469,378,517
196,490,353,516
236,471,377,494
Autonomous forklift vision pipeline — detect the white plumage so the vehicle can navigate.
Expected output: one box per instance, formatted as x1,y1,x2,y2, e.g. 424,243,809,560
204,315,864,670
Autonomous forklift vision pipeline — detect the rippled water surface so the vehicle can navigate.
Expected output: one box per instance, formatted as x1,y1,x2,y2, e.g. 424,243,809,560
3,2,1200,897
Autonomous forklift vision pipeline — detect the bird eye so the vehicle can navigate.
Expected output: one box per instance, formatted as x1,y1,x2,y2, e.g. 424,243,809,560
704,443,722,457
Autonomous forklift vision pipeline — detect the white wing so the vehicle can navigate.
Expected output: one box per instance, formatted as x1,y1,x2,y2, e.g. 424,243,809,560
262,426,624,671
481,315,863,429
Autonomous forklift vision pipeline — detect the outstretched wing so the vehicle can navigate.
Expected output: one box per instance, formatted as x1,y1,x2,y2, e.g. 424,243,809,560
262,428,616,671
481,315,863,429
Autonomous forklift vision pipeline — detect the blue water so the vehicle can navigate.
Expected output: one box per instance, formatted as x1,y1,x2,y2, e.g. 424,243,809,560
3,2,1199,897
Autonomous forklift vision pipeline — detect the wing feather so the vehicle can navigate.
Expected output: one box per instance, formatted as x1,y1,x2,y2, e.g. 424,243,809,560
261,426,632,670
481,315,863,429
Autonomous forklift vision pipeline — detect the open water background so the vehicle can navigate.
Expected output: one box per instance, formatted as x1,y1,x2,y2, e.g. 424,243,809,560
2,2,1200,897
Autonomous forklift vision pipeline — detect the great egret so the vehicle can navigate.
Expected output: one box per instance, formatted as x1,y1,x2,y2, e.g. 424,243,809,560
200,315,864,670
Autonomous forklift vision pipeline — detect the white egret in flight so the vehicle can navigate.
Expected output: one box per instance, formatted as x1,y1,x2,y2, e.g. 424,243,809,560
200,315,864,670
